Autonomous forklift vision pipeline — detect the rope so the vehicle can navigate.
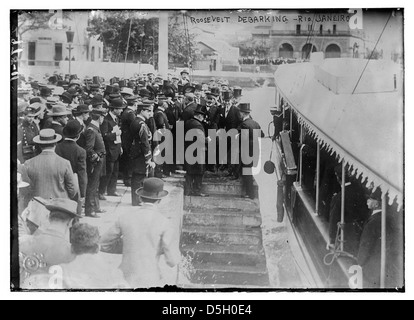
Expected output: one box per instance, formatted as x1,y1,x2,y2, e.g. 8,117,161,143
123,16,133,79
323,222,357,266
352,12,392,94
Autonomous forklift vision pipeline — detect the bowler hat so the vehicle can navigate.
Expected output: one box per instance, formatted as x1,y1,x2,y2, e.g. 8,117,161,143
33,129,62,144
183,83,195,93
73,104,90,114
180,69,189,75
139,88,152,98
110,98,126,109
136,178,169,200
91,95,104,106
45,198,81,218
63,120,83,138
60,92,73,104
40,87,52,97
238,103,252,113
194,104,207,116
194,83,203,91
48,105,72,117
90,108,106,116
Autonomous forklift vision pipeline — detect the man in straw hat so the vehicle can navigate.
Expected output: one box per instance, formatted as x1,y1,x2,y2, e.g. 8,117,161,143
84,108,107,218
99,98,125,198
21,129,77,201
45,104,72,136
101,178,180,288
19,198,81,289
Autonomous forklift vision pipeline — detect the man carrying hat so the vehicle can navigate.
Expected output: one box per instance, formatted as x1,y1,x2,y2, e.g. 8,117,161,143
18,104,41,163
19,198,81,289
99,98,125,198
84,108,107,218
21,129,77,201
238,103,265,199
44,104,72,137
56,120,88,216
101,178,180,288
129,102,156,206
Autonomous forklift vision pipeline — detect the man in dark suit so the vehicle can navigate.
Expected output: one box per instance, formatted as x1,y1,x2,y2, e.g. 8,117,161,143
99,98,125,198
129,102,156,206
181,93,198,122
120,95,138,187
357,189,403,288
154,101,172,177
238,103,264,199
84,108,107,218
184,105,210,197
72,104,90,149
55,120,88,215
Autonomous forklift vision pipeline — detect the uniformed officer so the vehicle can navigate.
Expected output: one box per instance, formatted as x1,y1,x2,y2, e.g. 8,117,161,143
238,103,264,199
129,102,156,206
18,104,42,163
84,108,107,218
120,95,138,187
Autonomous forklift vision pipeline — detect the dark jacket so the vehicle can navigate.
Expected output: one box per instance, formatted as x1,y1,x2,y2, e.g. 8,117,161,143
239,118,264,168
18,119,40,163
184,117,207,175
154,109,171,130
206,105,222,131
130,115,152,174
223,105,242,131
181,102,197,122
85,122,106,176
165,100,182,129
55,139,88,198
357,211,403,288
120,107,136,153
50,121,65,137
101,113,122,162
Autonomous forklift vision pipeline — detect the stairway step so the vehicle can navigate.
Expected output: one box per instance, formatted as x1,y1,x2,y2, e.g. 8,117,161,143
184,211,262,228
182,243,266,266
184,195,259,212
190,263,270,286
181,226,263,246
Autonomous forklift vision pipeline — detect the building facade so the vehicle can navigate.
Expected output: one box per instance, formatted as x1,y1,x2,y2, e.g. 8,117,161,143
18,12,103,70
252,11,366,60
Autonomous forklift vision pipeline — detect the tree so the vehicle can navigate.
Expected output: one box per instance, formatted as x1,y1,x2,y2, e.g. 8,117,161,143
16,10,71,40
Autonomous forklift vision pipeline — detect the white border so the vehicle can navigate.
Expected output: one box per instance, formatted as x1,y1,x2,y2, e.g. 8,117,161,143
2,0,412,300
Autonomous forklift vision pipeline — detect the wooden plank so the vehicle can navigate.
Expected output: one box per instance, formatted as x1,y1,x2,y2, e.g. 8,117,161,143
280,131,297,171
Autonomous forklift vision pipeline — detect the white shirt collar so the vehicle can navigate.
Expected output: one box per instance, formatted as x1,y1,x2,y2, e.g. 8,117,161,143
76,117,84,125
65,138,77,142
91,120,100,128
137,115,146,121
372,209,382,216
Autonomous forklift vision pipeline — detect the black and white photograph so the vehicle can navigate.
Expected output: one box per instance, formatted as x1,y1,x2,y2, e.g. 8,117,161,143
9,4,406,296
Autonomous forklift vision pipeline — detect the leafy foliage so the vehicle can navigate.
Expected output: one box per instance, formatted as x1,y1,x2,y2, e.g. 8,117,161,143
16,11,71,39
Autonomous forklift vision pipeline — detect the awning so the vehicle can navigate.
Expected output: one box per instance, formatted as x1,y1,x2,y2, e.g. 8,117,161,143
275,62,403,208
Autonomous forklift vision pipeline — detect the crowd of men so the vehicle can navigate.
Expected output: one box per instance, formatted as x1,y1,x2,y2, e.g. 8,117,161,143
239,57,298,65
15,68,264,289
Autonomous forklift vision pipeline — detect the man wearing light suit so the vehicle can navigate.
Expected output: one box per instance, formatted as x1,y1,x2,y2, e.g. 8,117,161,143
22,129,77,201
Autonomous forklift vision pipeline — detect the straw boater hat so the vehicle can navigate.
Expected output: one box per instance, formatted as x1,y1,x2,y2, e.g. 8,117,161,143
33,129,62,144
135,178,169,200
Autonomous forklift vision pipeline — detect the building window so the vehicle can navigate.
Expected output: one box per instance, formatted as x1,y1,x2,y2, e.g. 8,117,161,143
333,25,337,35
91,46,95,62
296,25,301,35
320,25,323,35
54,43,63,61
28,42,36,66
